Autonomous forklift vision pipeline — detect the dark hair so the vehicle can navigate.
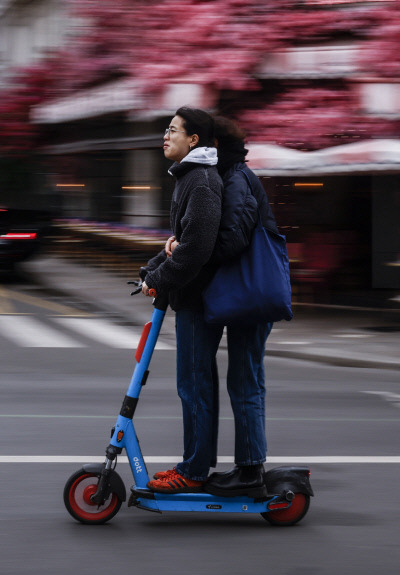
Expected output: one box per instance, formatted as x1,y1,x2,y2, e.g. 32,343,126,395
175,107,215,148
214,116,246,144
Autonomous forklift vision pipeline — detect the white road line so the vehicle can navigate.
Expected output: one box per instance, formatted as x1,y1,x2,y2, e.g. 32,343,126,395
1,456,400,464
0,315,174,349
271,341,312,345
334,334,374,339
54,317,173,350
2,414,400,422
363,391,400,407
0,316,83,348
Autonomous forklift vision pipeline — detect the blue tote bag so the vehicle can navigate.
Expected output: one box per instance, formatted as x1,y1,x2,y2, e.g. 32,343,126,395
203,216,293,325
203,168,293,326
203,168,293,325
203,215,293,325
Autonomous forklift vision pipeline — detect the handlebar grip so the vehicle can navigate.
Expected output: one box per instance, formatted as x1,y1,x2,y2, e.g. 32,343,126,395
148,288,157,298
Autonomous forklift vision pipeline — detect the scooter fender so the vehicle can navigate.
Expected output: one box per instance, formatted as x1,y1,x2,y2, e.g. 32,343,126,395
264,466,314,497
82,463,127,502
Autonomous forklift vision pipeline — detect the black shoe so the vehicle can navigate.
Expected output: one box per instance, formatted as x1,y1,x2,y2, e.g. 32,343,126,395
204,464,267,498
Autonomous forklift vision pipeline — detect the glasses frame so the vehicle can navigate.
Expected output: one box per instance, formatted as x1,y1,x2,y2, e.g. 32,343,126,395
164,127,186,137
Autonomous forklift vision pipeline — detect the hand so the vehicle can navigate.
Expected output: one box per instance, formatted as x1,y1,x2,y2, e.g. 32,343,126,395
165,235,175,257
141,281,151,296
165,236,180,257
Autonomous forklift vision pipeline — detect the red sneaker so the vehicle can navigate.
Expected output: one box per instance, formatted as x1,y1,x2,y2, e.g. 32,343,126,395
147,469,204,493
153,467,177,480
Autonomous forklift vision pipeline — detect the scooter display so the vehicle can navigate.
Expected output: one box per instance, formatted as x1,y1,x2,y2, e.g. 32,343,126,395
64,284,314,526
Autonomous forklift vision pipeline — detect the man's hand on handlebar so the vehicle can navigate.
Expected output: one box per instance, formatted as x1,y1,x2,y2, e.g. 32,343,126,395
128,280,157,298
141,281,157,298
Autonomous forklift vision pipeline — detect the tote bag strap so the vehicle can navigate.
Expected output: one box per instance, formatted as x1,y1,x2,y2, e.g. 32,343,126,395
238,167,253,194
238,168,262,226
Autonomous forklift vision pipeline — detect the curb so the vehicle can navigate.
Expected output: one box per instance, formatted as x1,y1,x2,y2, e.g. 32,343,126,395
266,349,399,371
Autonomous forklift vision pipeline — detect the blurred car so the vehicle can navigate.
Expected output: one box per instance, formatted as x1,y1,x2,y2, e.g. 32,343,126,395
0,206,52,269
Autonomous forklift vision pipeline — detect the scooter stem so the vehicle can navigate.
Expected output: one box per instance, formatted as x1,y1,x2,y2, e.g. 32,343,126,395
127,303,167,398
105,295,169,488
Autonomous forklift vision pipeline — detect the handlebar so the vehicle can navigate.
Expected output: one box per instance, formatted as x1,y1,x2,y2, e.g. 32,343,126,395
127,280,168,311
127,280,157,298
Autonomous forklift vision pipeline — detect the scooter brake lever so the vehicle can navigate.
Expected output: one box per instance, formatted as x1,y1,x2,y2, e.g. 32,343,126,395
127,280,142,295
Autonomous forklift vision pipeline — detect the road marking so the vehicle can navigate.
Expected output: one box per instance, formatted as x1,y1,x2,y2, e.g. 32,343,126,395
0,315,84,347
54,317,173,350
271,341,312,345
1,414,400,422
0,286,15,314
2,288,91,316
334,334,373,339
0,315,174,349
1,456,400,464
363,391,400,407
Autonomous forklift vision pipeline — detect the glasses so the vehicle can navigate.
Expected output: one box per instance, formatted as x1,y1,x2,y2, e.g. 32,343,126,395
164,127,186,137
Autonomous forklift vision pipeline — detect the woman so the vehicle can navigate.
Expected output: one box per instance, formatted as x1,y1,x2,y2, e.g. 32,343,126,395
203,116,277,497
141,107,223,493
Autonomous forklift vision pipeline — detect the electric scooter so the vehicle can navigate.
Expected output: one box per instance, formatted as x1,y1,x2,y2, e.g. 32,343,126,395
64,284,314,527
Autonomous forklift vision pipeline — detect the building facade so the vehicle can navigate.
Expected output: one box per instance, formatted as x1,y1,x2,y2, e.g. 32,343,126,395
1,0,399,296
0,0,71,86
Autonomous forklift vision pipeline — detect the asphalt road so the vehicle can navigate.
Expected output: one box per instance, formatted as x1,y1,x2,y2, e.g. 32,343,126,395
1,284,400,575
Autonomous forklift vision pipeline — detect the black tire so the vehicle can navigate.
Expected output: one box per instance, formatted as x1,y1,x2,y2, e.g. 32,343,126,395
64,469,122,525
261,493,310,526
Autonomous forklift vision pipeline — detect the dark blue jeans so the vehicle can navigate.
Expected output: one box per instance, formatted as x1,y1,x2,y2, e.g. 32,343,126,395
226,321,272,466
174,308,272,481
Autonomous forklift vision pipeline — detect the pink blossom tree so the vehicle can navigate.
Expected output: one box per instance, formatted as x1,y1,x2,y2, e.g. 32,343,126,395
0,0,398,154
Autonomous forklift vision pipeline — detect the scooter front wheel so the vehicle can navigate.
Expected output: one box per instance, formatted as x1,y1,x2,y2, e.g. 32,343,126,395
261,493,310,527
64,469,122,525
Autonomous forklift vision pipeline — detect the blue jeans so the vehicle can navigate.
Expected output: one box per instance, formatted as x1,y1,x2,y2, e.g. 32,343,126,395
226,321,272,466
174,308,272,481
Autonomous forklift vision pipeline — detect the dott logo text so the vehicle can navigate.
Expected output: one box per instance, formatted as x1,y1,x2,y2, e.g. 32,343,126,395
133,457,142,473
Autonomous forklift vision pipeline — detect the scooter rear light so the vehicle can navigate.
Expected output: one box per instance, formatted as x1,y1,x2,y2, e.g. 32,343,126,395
268,502,291,510
1,232,37,239
135,322,152,363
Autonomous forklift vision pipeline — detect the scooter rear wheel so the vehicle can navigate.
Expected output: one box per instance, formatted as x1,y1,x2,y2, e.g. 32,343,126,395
261,493,310,526
64,469,122,525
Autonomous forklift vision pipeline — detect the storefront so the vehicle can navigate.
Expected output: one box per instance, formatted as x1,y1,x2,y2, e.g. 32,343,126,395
249,141,400,292
32,86,400,295
32,80,214,229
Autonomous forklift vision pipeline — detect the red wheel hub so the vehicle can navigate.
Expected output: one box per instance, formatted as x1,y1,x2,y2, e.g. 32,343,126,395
82,484,98,506
67,472,120,523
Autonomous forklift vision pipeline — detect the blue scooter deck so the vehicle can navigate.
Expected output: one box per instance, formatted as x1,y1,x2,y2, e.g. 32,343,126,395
129,486,276,514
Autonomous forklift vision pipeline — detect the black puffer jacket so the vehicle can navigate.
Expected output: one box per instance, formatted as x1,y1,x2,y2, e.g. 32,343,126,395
143,160,223,311
212,161,278,264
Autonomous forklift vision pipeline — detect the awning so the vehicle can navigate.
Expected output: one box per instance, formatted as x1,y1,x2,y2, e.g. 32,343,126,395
38,134,163,155
31,80,216,125
247,139,400,176
31,79,144,124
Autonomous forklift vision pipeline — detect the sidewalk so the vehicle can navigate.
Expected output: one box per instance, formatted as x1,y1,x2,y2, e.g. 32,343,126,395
23,254,400,370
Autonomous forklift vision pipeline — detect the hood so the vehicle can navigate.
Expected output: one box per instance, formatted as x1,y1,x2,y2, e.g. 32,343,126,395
168,146,219,177
180,146,218,166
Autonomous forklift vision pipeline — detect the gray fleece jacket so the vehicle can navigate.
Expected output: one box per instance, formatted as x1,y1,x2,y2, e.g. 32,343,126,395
143,147,223,311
